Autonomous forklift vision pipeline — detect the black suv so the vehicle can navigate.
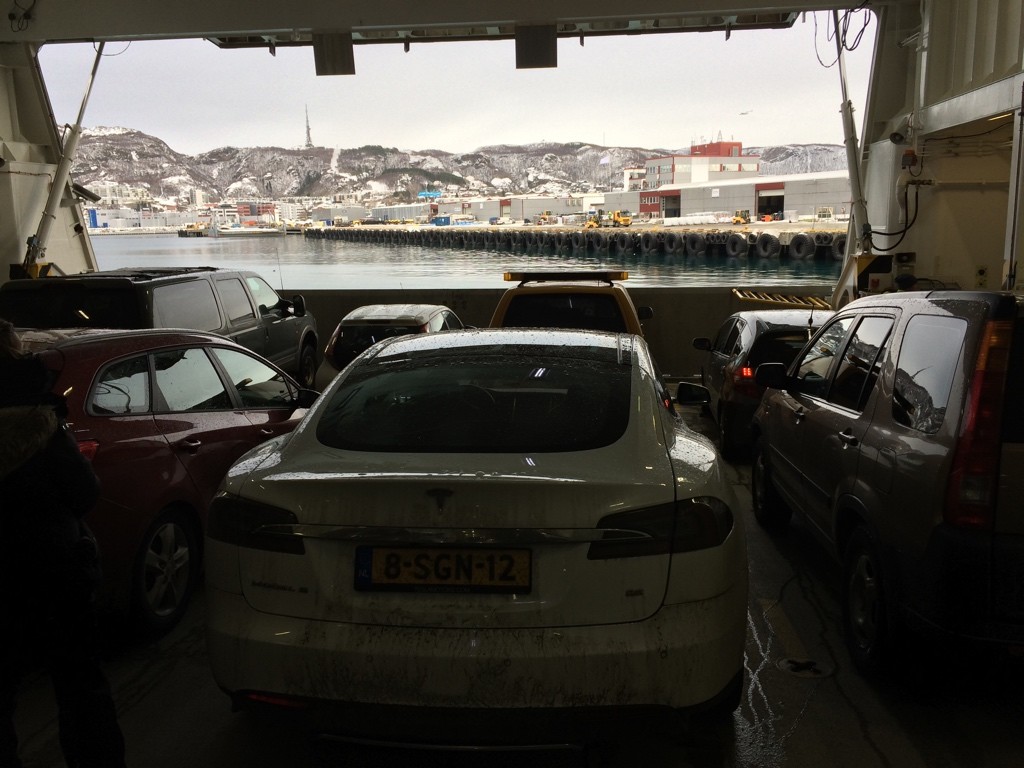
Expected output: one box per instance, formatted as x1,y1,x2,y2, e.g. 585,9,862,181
751,290,1024,673
0,267,319,387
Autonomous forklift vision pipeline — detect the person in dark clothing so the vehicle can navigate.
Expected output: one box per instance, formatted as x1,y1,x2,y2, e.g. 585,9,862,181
0,319,126,768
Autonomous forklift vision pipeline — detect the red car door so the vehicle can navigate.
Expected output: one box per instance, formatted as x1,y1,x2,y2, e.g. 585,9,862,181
150,346,277,508
208,345,307,440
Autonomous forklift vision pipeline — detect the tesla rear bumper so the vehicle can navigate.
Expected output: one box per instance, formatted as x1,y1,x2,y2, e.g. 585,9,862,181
205,584,746,739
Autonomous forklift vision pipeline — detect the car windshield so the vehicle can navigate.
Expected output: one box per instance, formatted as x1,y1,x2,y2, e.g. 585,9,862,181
316,348,631,452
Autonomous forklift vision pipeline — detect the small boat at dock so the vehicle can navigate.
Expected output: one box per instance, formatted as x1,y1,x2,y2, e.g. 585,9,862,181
214,224,284,237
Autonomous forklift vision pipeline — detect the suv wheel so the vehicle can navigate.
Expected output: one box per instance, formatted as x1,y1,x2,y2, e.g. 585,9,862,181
843,527,897,675
132,507,200,635
751,438,791,531
298,343,317,388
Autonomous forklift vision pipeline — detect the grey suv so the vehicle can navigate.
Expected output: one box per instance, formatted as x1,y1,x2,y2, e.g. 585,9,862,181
0,267,319,387
751,291,1023,673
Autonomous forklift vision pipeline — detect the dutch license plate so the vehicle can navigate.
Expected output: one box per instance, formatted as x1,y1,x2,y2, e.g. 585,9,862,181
354,546,531,593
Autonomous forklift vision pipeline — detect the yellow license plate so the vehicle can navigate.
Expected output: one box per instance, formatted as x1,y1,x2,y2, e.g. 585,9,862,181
354,546,531,593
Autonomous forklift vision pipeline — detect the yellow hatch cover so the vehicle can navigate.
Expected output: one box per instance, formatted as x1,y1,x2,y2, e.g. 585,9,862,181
732,288,833,310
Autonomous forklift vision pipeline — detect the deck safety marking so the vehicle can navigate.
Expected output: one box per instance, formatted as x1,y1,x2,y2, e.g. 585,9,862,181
732,288,832,309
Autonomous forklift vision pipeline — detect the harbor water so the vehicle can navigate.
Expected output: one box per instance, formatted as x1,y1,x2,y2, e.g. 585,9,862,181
90,233,842,292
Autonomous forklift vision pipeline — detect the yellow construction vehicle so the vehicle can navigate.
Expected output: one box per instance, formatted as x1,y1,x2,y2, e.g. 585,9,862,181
585,209,632,228
732,209,751,225
609,210,632,227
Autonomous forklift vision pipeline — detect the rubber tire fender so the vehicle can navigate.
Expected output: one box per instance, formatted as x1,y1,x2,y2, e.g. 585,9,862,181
686,232,707,257
725,233,749,258
832,234,848,261
755,232,782,258
788,232,816,259
663,232,682,254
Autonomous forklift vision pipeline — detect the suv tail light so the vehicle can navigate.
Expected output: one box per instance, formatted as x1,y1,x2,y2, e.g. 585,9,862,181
944,320,1011,529
588,497,734,559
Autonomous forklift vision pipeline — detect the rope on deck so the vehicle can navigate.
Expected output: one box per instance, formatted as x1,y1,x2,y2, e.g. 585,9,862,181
732,288,833,310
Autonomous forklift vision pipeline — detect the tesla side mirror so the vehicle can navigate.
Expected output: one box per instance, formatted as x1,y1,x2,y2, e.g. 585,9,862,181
692,337,712,351
291,295,307,317
676,381,711,407
754,362,790,390
637,306,654,321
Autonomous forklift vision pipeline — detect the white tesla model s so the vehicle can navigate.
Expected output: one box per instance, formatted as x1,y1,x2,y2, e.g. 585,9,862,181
205,328,747,745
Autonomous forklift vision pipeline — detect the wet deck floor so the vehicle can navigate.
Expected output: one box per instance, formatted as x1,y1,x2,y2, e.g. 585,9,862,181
12,404,1024,768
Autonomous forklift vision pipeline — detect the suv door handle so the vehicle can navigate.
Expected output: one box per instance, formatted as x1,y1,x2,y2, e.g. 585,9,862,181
787,405,806,423
838,430,858,447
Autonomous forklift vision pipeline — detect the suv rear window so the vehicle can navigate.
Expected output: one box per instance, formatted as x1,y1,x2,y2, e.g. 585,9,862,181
0,284,142,328
152,281,221,332
502,294,628,333
317,353,630,452
892,315,966,433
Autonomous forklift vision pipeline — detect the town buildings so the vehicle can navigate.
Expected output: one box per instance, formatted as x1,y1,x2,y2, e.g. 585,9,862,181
83,140,851,230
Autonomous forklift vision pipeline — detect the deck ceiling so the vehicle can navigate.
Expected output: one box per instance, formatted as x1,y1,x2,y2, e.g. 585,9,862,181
206,13,803,50
0,1,871,47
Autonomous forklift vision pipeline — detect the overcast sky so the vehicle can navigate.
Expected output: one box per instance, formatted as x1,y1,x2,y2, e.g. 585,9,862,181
37,11,875,157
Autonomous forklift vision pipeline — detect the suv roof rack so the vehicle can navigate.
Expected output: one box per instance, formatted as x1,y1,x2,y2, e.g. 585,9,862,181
504,270,628,286
74,267,221,280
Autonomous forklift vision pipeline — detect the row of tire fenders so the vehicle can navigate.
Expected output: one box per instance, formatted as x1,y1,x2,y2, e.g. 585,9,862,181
304,226,848,260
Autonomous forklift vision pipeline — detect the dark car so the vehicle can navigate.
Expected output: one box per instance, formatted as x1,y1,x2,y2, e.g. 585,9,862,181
489,271,654,336
0,267,320,387
314,303,464,389
20,327,318,633
692,308,832,458
750,291,1024,674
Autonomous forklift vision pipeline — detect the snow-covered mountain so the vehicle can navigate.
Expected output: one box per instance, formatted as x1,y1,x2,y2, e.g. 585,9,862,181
72,127,848,204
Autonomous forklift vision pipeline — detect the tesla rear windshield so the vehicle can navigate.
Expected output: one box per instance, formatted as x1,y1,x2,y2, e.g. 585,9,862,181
0,283,142,328
316,353,631,452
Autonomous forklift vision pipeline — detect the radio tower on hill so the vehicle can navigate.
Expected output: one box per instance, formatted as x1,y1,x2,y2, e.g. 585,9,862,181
304,106,313,149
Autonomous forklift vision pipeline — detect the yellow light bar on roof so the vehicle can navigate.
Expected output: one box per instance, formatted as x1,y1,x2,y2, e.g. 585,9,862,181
503,270,629,283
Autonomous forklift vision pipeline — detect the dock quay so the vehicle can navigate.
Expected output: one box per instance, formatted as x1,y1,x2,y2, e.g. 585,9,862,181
302,221,849,260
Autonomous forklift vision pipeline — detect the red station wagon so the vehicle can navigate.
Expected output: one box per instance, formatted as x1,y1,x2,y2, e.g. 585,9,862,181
20,327,317,633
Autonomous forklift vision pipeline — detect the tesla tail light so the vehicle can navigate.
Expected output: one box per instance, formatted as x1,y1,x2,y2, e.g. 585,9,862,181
588,497,734,559
944,320,1010,530
207,495,305,554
